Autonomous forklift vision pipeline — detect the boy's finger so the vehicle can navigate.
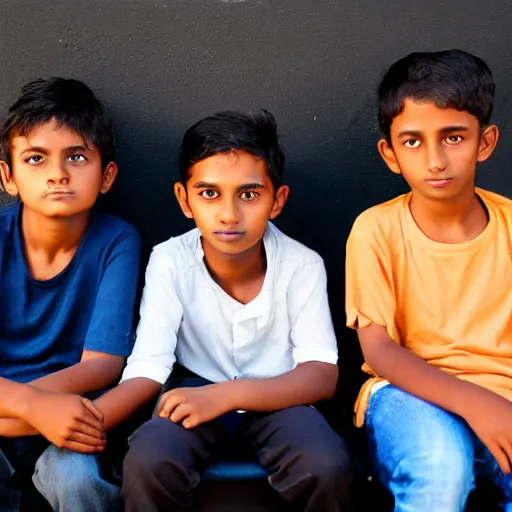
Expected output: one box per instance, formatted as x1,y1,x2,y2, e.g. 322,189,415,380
170,403,192,423
81,398,104,422
500,439,512,474
490,443,511,474
182,415,200,429
77,409,104,431
159,395,186,418
62,440,105,454
73,420,106,440
68,431,107,447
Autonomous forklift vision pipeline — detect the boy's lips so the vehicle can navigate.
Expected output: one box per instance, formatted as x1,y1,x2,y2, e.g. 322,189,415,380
425,178,453,188
43,189,75,197
213,230,245,241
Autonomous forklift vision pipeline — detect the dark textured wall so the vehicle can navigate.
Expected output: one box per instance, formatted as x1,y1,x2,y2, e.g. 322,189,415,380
1,0,511,408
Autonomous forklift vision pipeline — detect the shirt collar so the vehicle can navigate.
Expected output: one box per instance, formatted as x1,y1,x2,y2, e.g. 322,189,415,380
193,223,277,318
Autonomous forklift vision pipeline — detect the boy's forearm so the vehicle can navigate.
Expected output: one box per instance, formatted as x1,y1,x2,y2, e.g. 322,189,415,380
0,378,38,419
222,362,338,412
363,335,496,418
94,378,162,431
29,357,125,395
0,418,39,437
0,358,126,425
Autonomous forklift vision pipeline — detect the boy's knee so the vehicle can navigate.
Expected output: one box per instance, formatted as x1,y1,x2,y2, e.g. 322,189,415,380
387,444,474,511
123,421,197,509
124,418,168,474
123,431,163,480
399,444,473,488
269,445,353,504
298,446,353,485
123,418,190,496
33,446,102,499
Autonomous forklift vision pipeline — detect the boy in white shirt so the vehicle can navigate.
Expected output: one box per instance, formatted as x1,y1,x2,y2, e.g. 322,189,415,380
120,110,353,511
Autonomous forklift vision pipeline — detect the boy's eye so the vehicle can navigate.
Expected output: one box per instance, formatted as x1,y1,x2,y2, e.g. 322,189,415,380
25,155,44,164
403,139,420,148
200,190,219,199
240,191,258,201
68,154,87,162
445,135,462,145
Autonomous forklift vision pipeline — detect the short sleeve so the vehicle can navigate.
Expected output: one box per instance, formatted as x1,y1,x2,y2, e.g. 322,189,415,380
120,248,183,384
345,215,398,340
84,230,142,356
287,260,338,366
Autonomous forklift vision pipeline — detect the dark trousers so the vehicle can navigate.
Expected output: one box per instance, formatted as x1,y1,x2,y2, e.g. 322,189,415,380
0,447,18,512
0,436,49,512
122,366,353,512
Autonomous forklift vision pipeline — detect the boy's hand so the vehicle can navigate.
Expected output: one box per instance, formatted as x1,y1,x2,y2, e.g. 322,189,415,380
461,390,512,474
157,384,231,429
22,389,106,454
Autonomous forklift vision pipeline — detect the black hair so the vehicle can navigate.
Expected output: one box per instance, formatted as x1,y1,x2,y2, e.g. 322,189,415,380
179,110,285,190
378,49,495,141
0,77,115,168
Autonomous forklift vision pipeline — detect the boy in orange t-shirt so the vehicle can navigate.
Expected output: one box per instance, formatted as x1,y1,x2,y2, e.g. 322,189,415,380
346,49,512,511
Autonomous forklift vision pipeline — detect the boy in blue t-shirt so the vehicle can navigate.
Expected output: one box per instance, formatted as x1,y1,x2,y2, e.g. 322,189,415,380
0,78,141,511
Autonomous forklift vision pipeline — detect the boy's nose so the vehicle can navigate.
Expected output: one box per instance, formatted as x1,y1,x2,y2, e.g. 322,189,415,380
426,143,448,173
219,199,239,224
47,163,70,186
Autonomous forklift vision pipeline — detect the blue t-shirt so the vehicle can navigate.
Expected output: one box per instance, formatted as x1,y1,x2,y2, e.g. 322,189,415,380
0,202,141,383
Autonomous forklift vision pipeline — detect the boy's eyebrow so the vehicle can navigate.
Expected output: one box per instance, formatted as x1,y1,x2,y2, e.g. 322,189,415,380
65,145,90,152
192,182,265,190
192,181,218,189
440,126,469,134
398,126,470,137
20,145,90,155
20,146,49,155
238,183,265,191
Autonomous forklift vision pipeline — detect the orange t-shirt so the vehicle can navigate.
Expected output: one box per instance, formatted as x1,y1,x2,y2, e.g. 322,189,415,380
346,188,512,427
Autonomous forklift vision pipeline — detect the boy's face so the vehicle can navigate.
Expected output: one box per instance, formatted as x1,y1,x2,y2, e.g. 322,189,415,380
0,118,117,219
378,99,498,201
174,150,289,257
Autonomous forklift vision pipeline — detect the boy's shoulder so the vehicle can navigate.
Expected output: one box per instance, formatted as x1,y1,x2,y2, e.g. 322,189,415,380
477,188,512,216
0,201,18,219
90,208,140,241
0,202,20,240
75,209,142,265
349,193,410,242
267,222,324,267
150,227,202,271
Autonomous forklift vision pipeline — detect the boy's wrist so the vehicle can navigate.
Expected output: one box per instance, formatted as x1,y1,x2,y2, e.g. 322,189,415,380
12,384,41,421
213,381,240,412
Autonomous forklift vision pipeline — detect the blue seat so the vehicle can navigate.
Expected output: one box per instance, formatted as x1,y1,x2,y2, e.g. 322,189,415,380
203,460,268,481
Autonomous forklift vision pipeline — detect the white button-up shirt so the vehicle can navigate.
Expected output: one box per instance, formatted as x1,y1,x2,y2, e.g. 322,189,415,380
121,222,338,385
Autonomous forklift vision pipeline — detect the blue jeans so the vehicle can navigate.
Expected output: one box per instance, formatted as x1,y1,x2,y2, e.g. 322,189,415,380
366,385,512,512
0,436,120,512
33,446,120,512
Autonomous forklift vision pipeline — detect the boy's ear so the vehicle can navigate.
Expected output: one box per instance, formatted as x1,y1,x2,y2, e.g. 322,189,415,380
174,182,194,219
0,161,19,197
377,138,402,175
99,162,118,194
269,185,290,220
477,125,499,163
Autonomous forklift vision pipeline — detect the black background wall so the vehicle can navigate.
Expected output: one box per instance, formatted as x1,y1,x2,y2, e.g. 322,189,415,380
1,0,511,422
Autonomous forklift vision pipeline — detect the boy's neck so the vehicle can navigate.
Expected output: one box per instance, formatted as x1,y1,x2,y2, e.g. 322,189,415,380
21,206,90,269
202,238,267,304
409,188,488,243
